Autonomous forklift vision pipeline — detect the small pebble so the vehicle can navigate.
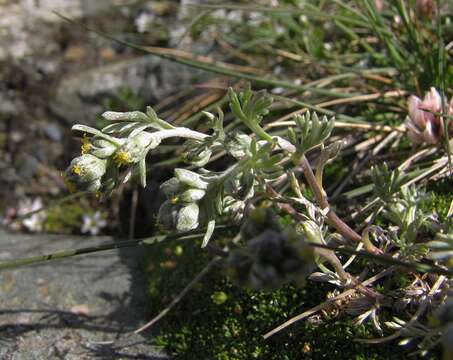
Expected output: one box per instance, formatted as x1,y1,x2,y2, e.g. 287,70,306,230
70,304,90,316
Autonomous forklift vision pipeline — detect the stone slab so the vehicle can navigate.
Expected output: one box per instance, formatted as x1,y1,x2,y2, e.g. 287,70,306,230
0,232,168,359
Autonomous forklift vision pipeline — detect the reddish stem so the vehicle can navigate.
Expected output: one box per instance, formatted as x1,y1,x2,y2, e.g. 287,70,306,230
301,156,382,255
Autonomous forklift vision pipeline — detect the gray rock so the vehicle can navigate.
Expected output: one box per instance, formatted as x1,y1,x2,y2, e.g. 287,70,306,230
0,98,17,116
0,232,169,359
16,154,41,179
51,55,205,124
43,123,62,142
0,0,110,62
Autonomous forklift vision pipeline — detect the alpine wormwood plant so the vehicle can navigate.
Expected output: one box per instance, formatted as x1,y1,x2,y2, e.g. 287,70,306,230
64,84,337,276
63,84,453,357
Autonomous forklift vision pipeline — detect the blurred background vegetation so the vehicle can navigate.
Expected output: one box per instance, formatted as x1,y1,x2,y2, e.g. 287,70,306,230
0,0,452,358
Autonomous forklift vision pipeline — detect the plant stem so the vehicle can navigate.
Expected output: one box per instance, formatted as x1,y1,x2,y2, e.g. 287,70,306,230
0,233,203,271
308,242,453,276
247,132,370,251
215,157,248,184
300,155,382,252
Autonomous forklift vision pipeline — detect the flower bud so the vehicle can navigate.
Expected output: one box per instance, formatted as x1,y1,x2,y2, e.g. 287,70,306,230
159,201,200,233
83,179,102,193
187,148,212,167
223,196,245,224
66,154,107,184
225,132,252,159
157,200,181,231
316,140,344,168
405,87,448,145
63,175,102,194
114,132,157,166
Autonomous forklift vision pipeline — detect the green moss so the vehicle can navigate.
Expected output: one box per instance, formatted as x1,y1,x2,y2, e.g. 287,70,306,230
144,239,412,359
424,177,453,222
43,202,91,234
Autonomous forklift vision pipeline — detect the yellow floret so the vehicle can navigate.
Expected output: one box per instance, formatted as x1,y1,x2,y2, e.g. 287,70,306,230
114,150,131,167
170,196,179,204
71,164,82,175
80,135,92,154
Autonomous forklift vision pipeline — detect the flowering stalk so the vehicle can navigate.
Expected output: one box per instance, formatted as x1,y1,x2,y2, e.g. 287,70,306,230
61,85,398,294
233,102,375,251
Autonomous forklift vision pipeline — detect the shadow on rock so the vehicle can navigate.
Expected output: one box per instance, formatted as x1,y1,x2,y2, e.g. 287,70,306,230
0,232,168,359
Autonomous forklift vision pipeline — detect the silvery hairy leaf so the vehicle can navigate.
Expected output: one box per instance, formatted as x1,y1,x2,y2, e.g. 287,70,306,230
177,203,200,232
157,200,181,230
225,132,252,159
180,189,206,203
201,219,216,248
72,124,122,146
102,111,149,122
175,168,209,190
160,177,182,198
89,139,117,158
183,139,213,167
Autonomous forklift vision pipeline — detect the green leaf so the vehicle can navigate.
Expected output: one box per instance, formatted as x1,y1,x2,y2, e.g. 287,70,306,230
371,164,404,202
289,111,335,156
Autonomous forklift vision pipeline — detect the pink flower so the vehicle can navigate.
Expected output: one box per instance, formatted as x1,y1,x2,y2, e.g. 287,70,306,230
405,87,452,145
374,0,383,12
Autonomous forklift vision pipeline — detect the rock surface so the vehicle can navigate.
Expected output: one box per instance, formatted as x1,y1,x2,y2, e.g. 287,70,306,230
0,0,114,61
0,231,168,359
51,54,203,124
0,0,208,206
